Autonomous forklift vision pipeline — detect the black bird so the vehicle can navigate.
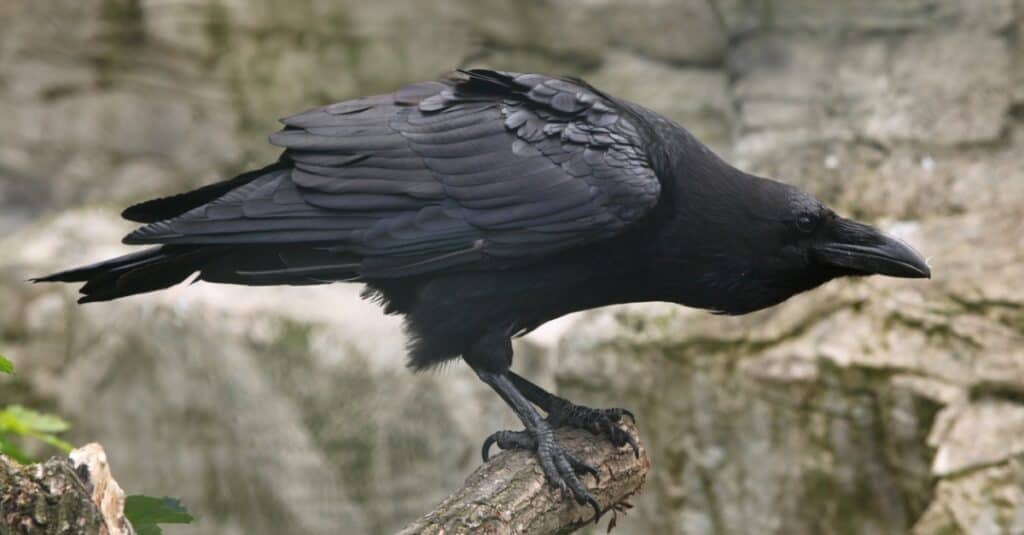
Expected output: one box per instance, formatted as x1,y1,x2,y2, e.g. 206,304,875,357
37,69,930,515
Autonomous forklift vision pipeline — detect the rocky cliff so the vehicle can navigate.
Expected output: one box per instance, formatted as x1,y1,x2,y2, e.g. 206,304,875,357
1,1,1022,534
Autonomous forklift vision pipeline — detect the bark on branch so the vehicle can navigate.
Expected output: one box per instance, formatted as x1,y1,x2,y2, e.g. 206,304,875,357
0,444,131,535
399,423,650,535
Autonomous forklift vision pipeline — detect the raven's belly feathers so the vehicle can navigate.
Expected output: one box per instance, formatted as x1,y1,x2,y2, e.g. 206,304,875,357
366,240,653,369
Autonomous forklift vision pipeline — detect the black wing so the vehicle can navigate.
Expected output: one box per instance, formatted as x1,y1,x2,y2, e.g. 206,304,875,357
124,70,661,278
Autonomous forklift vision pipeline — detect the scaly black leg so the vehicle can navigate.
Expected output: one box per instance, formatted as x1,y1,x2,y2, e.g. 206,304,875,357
507,371,639,457
473,367,602,518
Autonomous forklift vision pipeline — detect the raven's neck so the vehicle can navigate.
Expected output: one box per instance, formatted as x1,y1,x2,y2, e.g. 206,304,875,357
633,116,793,314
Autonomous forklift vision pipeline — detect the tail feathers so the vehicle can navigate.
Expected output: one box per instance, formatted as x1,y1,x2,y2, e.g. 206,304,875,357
34,245,364,303
33,246,215,303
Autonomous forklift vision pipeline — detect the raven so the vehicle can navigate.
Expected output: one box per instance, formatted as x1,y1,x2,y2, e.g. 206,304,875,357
38,69,930,515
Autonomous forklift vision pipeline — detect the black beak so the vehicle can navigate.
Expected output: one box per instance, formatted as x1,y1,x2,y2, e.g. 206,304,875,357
813,217,931,279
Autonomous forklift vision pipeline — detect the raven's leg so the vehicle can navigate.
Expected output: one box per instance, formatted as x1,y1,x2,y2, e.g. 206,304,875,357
466,332,601,516
505,372,638,457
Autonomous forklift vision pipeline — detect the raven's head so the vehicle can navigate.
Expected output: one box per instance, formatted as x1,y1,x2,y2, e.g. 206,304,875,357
672,174,931,315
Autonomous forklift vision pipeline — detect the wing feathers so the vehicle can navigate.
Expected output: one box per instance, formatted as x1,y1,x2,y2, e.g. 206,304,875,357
125,71,661,278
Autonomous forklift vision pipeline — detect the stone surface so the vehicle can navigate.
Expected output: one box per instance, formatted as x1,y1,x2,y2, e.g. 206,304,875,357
930,403,1024,477
552,205,1024,534
1,1,1023,534
589,51,733,155
589,0,728,65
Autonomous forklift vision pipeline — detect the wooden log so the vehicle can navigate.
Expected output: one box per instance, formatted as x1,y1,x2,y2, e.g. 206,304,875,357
0,444,130,535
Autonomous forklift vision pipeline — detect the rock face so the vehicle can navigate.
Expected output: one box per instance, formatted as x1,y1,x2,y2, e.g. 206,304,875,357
1,1,1022,534
556,209,1024,534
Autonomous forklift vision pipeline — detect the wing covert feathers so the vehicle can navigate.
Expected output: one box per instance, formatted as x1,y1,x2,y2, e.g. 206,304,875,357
122,70,661,279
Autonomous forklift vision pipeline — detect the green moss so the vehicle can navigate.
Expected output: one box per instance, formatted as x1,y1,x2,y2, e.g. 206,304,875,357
274,319,313,354
93,0,147,89
326,9,363,72
204,1,231,58
100,0,145,47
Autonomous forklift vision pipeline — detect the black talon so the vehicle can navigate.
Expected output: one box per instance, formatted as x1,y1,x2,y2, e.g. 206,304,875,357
505,371,640,465
587,496,603,523
563,470,595,509
481,433,498,462
481,429,538,462
550,402,639,459
473,370,614,516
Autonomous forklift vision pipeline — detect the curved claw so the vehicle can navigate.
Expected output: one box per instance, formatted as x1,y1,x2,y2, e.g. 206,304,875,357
567,478,595,509
527,425,602,518
586,496,603,524
481,433,498,462
482,429,537,462
544,402,640,462
483,420,609,520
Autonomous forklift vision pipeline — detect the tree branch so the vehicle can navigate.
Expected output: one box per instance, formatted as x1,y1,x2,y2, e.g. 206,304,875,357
0,443,131,535
399,423,649,535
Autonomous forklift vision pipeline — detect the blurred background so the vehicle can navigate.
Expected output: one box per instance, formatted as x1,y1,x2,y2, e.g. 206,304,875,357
2,1,1023,533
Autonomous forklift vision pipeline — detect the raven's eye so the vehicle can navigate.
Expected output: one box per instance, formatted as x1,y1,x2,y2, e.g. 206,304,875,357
796,214,817,233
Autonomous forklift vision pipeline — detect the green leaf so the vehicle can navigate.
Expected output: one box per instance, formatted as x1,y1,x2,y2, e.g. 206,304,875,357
125,495,194,535
0,406,73,455
0,354,12,375
28,431,73,453
0,405,70,435
134,525,162,535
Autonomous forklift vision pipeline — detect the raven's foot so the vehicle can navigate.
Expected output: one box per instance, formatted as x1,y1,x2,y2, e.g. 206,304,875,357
546,400,639,458
507,372,639,458
481,424,601,516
